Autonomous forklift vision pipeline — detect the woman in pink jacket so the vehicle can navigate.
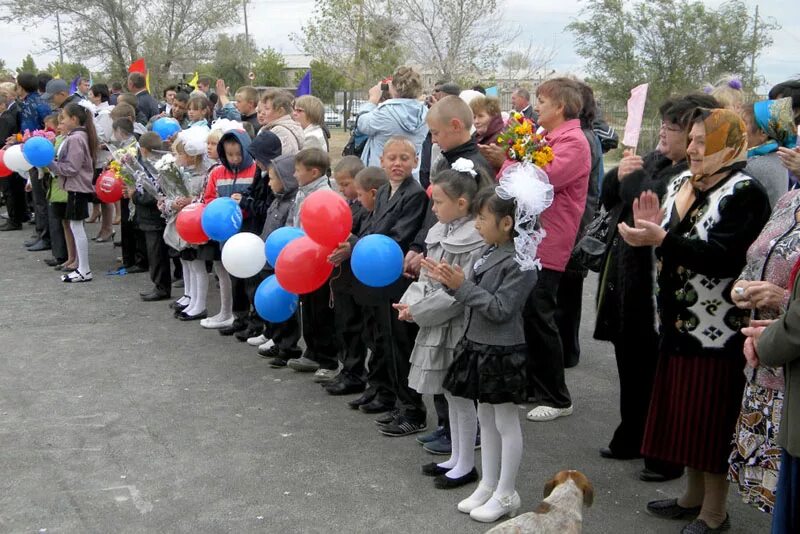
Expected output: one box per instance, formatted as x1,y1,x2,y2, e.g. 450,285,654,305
523,78,591,422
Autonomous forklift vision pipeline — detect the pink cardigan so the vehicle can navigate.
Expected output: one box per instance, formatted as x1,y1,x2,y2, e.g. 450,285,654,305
537,119,590,272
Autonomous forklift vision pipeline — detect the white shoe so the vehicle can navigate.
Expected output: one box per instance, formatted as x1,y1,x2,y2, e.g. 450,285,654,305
247,334,268,346
312,368,339,383
457,483,496,514
526,404,573,422
200,316,234,329
258,339,276,352
62,270,93,283
469,491,521,523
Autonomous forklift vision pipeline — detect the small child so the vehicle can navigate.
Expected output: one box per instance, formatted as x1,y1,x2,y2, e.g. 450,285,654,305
217,85,261,132
112,117,149,275
254,153,303,366
425,165,552,523
324,156,369,395
395,162,484,488
285,148,341,380
43,114,58,133
129,131,172,301
186,94,212,130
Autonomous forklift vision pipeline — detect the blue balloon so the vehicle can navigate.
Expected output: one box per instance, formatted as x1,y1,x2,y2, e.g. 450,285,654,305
255,275,299,323
201,197,243,241
351,234,403,287
152,117,182,141
265,227,305,268
22,137,55,167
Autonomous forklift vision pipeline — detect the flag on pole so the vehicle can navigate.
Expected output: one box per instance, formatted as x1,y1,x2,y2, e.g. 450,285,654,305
296,70,312,97
128,58,146,74
145,71,150,93
622,83,649,150
485,86,499,97
188,72,199,89
69,75,80,95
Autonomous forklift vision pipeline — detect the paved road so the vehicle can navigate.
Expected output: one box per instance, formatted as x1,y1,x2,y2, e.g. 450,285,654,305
0,223,771,533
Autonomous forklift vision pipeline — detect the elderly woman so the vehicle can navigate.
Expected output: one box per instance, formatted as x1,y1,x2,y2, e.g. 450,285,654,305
356,66,428,177
594,94,719,483
522,78,590,423
619,108,771,532
292,95,328,152
728,183,800,513
257,89,304,156
470,96,505,147
745,263,800,534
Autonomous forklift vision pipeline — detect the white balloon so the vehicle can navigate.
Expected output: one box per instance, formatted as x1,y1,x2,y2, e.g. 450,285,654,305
221,232,267,279
5,144,33,173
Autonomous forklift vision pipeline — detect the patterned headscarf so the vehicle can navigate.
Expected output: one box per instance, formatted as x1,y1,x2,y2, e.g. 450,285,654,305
753,97,797,149
690,108,747,191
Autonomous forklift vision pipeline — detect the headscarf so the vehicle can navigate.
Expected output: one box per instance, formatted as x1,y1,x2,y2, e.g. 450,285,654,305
674,108,747,219
748,97,798,157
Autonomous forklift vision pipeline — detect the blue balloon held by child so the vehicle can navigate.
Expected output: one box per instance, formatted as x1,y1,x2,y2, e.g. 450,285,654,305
351,234,404,287
265,227,305,268
22,137,55,167
201,197,243,241
152,117,182,141
255,275,299,323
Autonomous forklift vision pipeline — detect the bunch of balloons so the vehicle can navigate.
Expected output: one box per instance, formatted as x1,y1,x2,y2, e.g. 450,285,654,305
0,137,55,178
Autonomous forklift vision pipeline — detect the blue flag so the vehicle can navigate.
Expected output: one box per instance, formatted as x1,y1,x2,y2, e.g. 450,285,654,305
296,70,312,97
485,86,499,97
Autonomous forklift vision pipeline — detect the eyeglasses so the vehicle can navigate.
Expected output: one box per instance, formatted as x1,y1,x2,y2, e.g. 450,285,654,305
660,121,683,133
293,107,305,113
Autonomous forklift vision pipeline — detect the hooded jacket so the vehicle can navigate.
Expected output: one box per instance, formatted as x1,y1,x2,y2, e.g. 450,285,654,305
203,129,257,205
260,154,299,240
260,114,305,156
241,131,283,233
356,98,429,178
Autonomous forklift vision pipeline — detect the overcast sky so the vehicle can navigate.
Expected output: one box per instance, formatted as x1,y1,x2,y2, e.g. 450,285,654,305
0,0,796,90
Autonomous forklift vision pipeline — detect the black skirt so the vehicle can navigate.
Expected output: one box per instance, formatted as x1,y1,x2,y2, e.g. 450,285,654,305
64,191,92,221
196,241,221,261
169,246,198,261
443,339,528,405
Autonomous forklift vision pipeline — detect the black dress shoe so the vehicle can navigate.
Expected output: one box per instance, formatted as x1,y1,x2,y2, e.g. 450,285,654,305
681,514,730,533
125,265,147,274
422,462,449,477
44,258,66,267
219,318,247,336
170,298,189,310
600,447,642,460
26,240,51,251
347,391,376,410
24,237,39,247
640,468,684,482
325,379,366,396
646,498,702,520
141,291,171,302
434,468,479,489
359,399,395,414
176,310,207,321
235,326,261,342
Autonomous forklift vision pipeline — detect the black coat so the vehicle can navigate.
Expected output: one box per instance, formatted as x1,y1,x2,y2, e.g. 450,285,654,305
132,189,166,232
331,200,369,294
136,91,160,124
0,103,20,145
593,151,685,343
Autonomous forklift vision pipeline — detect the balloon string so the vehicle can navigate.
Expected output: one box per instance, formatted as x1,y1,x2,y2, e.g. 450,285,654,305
328,264,342,309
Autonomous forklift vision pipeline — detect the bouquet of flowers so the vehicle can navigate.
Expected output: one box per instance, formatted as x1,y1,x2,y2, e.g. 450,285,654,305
142,152,191,200
106,140,160,198
496,113,555,167
16,129,57,143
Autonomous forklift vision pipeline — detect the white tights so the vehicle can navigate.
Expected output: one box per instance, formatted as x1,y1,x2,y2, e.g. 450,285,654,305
438,393,478,479
69,220,90,275
178,259,193,306
184,260,208,316
477,402,522,497
205,261,233,322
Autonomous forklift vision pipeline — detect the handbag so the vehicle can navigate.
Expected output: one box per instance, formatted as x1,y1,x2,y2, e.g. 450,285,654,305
571,205,619,272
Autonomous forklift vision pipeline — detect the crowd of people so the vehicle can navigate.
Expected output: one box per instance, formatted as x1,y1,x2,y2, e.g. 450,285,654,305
1,64,800,533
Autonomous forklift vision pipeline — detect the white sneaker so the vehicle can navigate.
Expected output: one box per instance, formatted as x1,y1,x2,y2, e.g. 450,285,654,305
469,491,521,523
458,483,496,514
526,404,574,422
200,316,234,329
312,368,339,383
258,339,276,352
247,334,268,346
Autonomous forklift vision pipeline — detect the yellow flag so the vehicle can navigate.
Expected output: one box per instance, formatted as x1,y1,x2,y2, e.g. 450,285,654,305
188,72,199,89
53,73,61,79
145,70,150,93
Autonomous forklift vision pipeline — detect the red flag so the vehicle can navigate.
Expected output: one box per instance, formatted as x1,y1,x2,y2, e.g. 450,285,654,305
128,58,146,74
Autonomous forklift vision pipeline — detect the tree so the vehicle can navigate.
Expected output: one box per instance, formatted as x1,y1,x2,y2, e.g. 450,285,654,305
47,61,91,82
210,34,259,92
500,41,556,82
0,59,11,80
252,48,287,88
568,0,777,108
16,53,37,75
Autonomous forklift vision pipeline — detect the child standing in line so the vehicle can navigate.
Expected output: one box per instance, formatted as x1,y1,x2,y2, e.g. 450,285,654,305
425,165,552,523
394,162,484,488
48,102,99,283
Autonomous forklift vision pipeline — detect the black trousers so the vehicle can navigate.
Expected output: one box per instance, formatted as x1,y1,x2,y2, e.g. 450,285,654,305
300,284,340,370
29,168,49,242
2,173,28,225
363,304,396,405
555,269,585,368
232,276,249,316
48,203,67,262
371,297,425,422
121,199,148,269
524,268,572,408
143,229,171,295
333,289,368,385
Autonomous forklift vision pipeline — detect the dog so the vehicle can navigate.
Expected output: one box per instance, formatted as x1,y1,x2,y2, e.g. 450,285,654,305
486,470,594,534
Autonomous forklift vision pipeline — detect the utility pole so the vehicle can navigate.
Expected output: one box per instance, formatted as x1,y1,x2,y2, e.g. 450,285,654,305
243,0,251,70
56,13,64,65
750,5,759,89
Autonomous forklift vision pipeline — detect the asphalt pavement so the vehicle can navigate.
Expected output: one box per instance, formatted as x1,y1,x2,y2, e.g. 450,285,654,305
0,222,771,533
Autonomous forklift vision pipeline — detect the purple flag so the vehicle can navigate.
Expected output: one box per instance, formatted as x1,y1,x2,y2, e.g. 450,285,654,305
296,70,312,97
69,75,80,95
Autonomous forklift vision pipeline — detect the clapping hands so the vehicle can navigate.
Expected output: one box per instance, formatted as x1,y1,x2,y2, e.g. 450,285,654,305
617,191,667,247
421,258,465,290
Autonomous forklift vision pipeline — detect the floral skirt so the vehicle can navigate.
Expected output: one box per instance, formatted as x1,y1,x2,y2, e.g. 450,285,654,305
442,339,527,405
728,380,784,513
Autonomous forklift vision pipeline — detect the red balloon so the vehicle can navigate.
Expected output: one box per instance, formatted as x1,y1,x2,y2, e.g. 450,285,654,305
96,171,123,203
0,149,12,178
176,203,209,245
299,190,353,248
275,236,334,294
426,184,433,198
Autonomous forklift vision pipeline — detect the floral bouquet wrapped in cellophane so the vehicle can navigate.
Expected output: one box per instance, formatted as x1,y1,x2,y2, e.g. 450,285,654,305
496,113,555,167
141,152,192,200
106,140,160,198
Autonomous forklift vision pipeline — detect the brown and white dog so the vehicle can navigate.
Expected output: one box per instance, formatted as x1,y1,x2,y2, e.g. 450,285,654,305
486,470,594,534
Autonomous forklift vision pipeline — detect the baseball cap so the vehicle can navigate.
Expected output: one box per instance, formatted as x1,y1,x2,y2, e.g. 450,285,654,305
43,79,69,101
